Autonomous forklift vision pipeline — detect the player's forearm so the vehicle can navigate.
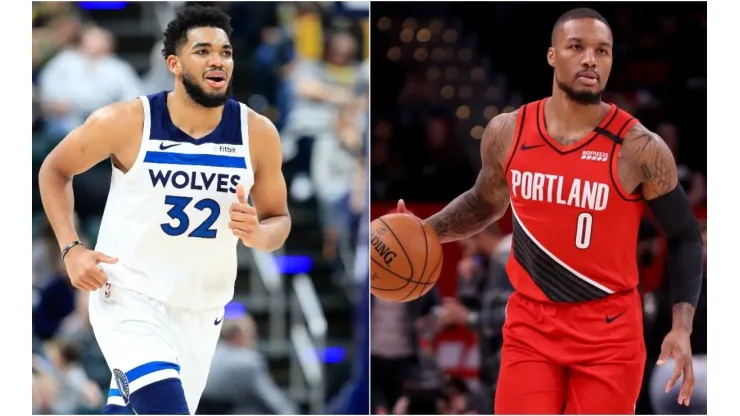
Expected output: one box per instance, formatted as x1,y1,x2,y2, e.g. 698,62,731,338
665,229,702,332
425,190,503,243
253,215,291,252
646,184,703,332
38,160,81,250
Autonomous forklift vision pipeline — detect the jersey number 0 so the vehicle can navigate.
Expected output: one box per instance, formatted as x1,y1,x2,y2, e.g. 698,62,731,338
161,195,220,238
575,212,593,249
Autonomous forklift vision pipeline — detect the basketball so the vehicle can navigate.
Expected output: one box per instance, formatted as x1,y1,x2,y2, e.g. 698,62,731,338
370,213,443,302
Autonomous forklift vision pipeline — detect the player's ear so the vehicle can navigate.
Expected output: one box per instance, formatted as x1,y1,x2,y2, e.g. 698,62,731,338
547,47,555,68
166,55,180,75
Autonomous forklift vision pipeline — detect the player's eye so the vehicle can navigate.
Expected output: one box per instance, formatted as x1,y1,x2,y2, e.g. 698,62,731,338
570,44,582,51
222,51,232,58
598,49,608,55
196,49,208,55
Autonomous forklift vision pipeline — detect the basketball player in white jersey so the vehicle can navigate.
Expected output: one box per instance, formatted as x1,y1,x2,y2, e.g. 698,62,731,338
38,5,291,414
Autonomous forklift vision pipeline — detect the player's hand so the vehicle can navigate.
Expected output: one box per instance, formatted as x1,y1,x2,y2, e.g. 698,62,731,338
63,246,118,291
229,183,266,249
657,328,695,406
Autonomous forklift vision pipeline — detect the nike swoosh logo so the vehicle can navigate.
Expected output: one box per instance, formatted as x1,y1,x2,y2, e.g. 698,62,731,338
605,310,627,323
159,142,182,150
214,316,223,325
520,143,544,151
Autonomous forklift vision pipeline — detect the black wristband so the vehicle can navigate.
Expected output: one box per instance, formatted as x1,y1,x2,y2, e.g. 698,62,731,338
61,240,83,259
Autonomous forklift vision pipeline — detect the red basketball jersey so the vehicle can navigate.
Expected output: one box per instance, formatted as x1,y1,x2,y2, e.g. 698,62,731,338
503,98,644,303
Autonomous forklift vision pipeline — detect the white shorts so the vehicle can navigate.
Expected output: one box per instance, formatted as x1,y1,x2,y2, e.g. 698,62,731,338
89,284,224,413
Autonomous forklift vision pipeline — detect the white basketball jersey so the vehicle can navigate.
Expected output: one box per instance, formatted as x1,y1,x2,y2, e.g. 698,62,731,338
95,91,254,310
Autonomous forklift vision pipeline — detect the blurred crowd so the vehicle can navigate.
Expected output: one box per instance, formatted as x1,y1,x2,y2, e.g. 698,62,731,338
32,1,368,414
370,3,706,415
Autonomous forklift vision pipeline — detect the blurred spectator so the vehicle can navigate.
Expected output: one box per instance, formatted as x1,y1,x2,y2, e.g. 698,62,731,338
656,121,707,208
390,374,478,415
252,25,294,129
38,25,143,140
637,219,665,296
410,116,476,202
33,354,59,414
143,41,175,95
44,339,104,414
439,225,513,414
200,313,297,415
439,376,477,415
283,30,359,145
370,119,408,201
57,289,111,392
293,2,325,61
370,290,440,414
327,152,370,415
282,29,365,268
32,3,83,74
33,223,78,341
372,69,473,202
394,71,441,143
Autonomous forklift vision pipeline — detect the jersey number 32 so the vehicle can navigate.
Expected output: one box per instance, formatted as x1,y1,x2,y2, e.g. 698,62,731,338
161,195,220,238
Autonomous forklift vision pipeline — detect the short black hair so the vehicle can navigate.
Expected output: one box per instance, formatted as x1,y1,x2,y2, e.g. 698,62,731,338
161,4,233,59
551,7,611,44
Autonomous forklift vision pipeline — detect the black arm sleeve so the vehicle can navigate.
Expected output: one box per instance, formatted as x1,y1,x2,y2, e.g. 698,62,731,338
646,184,704,308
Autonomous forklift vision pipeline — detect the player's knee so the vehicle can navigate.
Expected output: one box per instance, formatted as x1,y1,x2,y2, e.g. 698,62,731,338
128,378,189,415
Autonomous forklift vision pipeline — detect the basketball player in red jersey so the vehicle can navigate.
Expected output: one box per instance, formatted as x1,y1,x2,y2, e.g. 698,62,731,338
396,8,703,414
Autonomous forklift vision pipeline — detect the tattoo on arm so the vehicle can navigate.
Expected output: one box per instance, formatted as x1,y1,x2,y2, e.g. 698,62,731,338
621,123,678,200
672,302,695,333
640,163,652,180
426,111,517,243
426,188,495,243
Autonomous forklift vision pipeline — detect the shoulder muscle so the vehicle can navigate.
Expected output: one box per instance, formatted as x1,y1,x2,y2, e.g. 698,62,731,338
620,123,678,200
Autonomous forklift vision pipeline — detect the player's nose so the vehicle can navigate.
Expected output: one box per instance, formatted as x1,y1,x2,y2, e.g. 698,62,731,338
207,54,225,68
580,49,597,68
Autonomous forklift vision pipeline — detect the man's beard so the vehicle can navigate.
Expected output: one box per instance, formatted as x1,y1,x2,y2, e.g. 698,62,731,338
181,70,232,108
556,79,602,105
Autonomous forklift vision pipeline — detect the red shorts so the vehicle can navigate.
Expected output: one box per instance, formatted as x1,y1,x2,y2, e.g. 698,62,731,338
494,290,646,414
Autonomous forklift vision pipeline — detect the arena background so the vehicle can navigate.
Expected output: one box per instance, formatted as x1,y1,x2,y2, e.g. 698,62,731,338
370,2,707,415
31,1,369,414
